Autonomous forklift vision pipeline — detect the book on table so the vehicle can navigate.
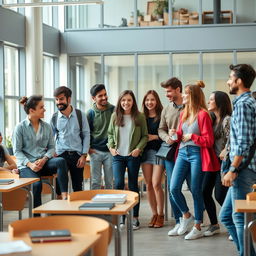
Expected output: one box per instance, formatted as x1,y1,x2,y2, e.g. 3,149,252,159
92,194,127,204
79,202,115,210
0,179,15,185
29,229,72,243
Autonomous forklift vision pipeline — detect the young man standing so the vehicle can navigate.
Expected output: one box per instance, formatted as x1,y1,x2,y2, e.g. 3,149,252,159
220,64,256,256
51,86,90,192
87,84,115,189
158,77,184,236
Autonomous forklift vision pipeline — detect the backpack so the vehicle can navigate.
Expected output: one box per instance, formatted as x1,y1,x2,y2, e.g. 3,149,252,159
51,109,83,141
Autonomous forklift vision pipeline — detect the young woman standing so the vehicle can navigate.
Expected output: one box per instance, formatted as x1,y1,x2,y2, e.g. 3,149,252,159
141,90,164,228
108,90,148,230
203,91,231,236
169,81,220,240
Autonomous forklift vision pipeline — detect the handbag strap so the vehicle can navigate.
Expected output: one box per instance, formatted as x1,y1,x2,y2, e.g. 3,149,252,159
238,138,256,171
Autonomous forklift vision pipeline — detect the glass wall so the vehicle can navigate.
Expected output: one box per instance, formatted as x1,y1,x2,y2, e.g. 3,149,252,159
66,5,101,29
104,55,135,106
237,52,256,91
138,54,169,107
173,53,199,86
104,0,134,27
202,52,233,100
43,55,55,122
236,0,256,23
42,0,53,27
4,46,20,139
70,56,102,111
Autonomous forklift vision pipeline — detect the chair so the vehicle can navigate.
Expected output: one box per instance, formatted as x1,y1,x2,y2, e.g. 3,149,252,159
248,219,256,253
9,215,111,256
0,171,28,220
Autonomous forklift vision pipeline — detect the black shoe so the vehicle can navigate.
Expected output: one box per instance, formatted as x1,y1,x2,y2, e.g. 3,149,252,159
133,219,140,230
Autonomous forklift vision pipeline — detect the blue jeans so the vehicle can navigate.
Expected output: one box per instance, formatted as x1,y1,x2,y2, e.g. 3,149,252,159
90,150,113,189
170,146,204,224
164,160,182,223
19,157,68,208
219,168,256,256
112,155,141,217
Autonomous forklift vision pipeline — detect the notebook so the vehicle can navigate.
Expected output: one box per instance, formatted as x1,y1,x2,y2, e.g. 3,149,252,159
92,194,127,204
0,179,14,185
79,202,115,210
29,229,71,243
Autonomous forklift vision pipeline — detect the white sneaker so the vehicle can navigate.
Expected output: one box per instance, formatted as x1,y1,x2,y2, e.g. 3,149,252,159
177,215,194,235
204,225,220,237
185,227,204,240
168,223,180,236
228,235,233,241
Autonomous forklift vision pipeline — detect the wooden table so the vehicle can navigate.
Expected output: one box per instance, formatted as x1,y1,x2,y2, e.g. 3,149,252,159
235,200,256,256
33,196,139,256
0,178,39,231
0,231,100,256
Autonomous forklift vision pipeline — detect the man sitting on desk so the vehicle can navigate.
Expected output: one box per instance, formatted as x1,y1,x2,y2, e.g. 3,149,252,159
13,95,69,209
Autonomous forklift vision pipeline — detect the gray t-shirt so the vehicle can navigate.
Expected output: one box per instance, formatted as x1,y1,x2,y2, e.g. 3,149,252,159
0,145,9,167
179,119,200,149
117,115,132,156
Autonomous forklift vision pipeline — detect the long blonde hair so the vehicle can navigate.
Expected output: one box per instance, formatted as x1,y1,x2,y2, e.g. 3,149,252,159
182,80,208,124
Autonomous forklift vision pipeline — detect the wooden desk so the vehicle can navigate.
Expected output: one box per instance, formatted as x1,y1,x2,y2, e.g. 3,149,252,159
0,178,39,231
33,196,139,256
235,200,256,256
0,231,100,256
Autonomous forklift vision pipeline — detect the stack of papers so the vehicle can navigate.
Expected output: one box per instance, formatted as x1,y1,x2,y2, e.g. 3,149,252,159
0,240,32,255
92,194,127,204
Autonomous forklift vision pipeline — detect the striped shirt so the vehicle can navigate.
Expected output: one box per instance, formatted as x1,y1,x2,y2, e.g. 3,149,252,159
230,91,256,171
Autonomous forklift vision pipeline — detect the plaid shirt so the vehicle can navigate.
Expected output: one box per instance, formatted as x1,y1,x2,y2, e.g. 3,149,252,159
230,91,256,171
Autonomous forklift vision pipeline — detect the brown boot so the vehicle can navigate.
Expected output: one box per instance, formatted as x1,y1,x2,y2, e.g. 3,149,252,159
148,214,158,228
154,215,164,228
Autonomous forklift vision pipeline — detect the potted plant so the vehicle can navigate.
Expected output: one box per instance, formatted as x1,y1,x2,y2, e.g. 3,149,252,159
154,0,168,19
5,136,13,155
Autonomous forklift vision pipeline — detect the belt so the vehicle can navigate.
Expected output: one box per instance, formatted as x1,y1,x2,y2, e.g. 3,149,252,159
65,151,77,155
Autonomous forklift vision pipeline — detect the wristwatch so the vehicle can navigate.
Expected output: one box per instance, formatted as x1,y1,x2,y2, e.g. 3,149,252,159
229,166,238,173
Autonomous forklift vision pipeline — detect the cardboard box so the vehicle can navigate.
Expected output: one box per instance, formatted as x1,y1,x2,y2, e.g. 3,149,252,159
164,12,169,25
173,11,179,20
149,21,164,26
189,18,199,25
172,19,179,25
139,21,149,26
144,14,152,22
180,19,189,25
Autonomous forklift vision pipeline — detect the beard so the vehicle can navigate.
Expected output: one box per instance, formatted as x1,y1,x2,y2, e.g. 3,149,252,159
57,103,68,111
229,86,238,95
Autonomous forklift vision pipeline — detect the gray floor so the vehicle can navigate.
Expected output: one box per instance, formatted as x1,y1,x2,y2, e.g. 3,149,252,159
2,187,237,256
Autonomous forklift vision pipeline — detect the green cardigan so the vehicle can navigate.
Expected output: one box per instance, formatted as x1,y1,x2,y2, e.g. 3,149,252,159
107,112,148,154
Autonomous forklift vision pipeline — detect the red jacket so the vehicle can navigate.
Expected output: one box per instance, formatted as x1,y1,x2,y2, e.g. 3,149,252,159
176,110,220,172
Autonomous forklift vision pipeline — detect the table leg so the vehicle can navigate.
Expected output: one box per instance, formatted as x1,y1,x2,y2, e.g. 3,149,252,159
28,184,34,218
244,212,254,256
0,192,3,231
113,215,121,256
127,209,134,256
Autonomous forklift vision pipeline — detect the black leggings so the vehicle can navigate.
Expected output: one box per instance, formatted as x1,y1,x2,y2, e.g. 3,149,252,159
202,171,228,225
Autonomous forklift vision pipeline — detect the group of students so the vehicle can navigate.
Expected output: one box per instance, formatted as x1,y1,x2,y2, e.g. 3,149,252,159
0,64,256,255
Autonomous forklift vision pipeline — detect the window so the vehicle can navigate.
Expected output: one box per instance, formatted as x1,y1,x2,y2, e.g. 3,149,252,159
138,54,169,107
66,5,101,29
42,0,53,26
4,46,20,139
104,55,135,106
173,53,199,87
237,52,256,91
202,52,233,100
43,55,56,122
